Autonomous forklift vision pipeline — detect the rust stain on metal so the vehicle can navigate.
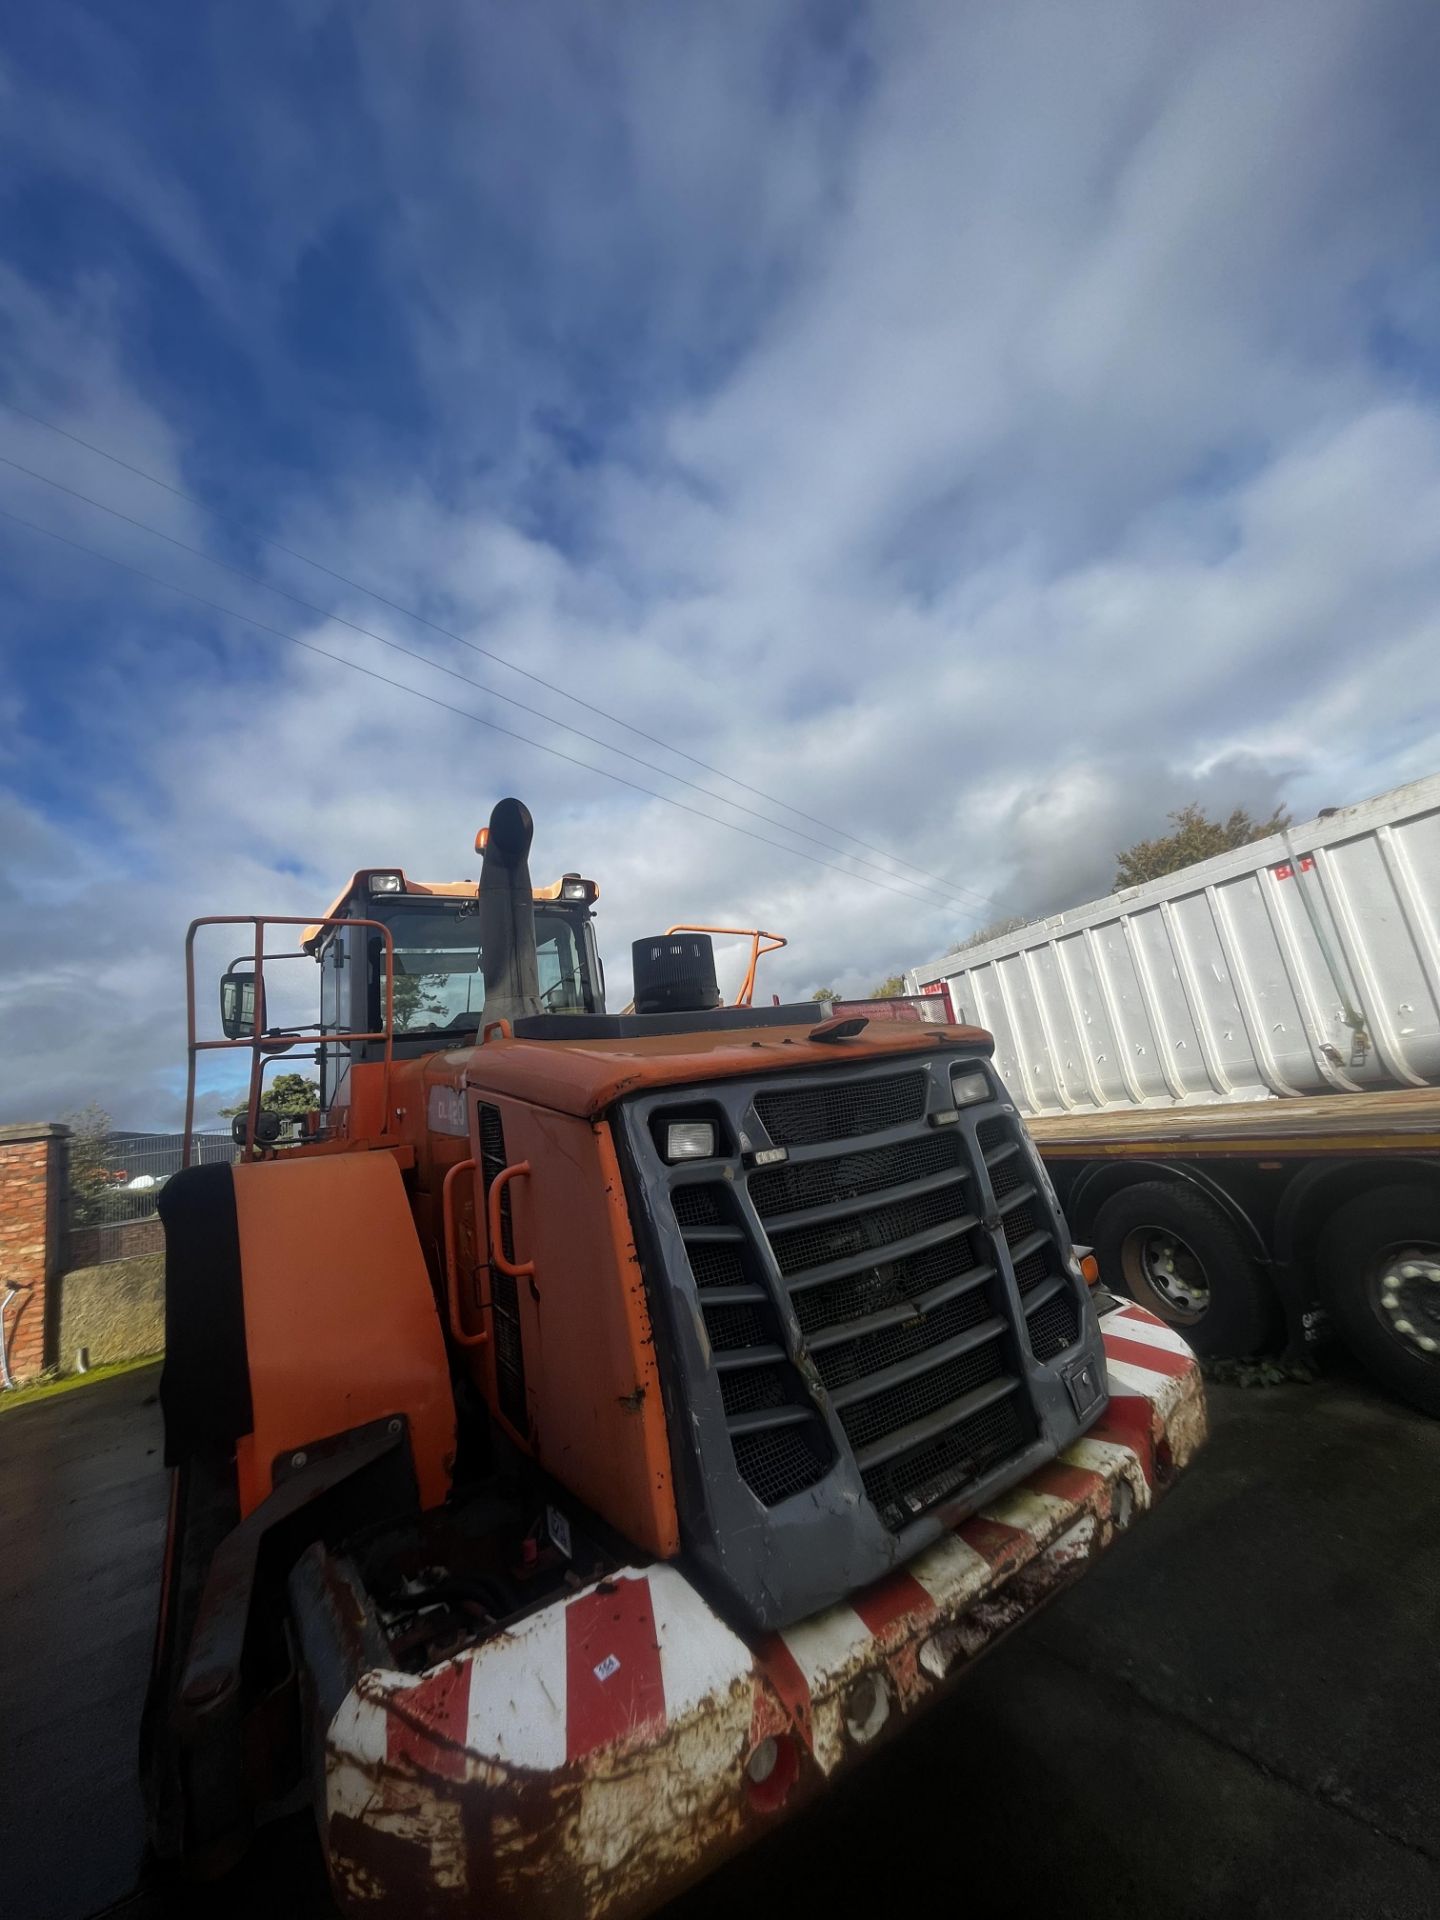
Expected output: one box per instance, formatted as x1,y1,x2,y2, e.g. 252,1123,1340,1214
318,1337,1208,1920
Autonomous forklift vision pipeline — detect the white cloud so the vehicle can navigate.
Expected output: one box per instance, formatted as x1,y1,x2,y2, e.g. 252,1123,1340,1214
3,0,1440,1124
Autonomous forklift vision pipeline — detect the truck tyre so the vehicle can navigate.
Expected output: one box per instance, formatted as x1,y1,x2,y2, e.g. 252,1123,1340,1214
1315,1186,1440,1418
1091,1181,1276,1358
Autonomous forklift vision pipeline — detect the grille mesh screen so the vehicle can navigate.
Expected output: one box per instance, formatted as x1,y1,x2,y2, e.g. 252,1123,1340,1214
1027,1292,1081,1361
673,1185,725,1228
731,1424,830,1505
754,1072,926,1147
862,1393,1027,1523
688,1241,745,1291
720,1366,788,1417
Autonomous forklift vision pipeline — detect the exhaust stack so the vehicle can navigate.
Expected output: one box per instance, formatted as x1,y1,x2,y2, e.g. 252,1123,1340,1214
478,798,540,1028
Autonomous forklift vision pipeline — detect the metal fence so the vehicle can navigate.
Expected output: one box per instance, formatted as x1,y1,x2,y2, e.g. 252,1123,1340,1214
69,1132,236,1266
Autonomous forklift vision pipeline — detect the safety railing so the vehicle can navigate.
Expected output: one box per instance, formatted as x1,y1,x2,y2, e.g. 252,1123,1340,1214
182,915,396,1165
663,926,788,1007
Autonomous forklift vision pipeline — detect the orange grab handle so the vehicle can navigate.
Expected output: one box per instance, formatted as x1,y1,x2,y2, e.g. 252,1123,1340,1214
487,1160,536,1280
441,1157,489,1348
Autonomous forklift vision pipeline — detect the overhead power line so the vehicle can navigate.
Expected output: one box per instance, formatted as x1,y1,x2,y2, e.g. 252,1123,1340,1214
0,448,1004,918
0,500,988,917
0,397,1009,916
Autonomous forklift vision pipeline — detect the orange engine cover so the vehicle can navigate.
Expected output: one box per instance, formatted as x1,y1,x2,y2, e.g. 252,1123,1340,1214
461,1093,679,1561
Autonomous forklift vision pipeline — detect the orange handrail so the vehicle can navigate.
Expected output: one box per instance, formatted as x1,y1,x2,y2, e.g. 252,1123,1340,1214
182,914,396,1165
487,1161,535,1280
442,1158,489,1348
663,926,787,1007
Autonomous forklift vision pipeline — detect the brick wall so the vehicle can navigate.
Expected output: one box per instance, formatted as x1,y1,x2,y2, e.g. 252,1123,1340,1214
66,1216,166,1269
0,1122,69,1384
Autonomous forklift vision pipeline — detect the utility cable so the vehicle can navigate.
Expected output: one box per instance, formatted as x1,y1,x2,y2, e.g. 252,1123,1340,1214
0,501,989,919
0,397,1010,914
0,447,995,915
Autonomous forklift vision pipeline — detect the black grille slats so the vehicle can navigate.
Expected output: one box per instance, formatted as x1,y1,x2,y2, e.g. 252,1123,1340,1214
750,1131,958,1219
979,1114,1086,1364
744,1067,1031,1529
862,1392,1028,1526
655,1064,1092,1536
814,1285,995,1392
770,1176,974,1279
838,1337,1011,1454
671,1178,834,1504
792,1234,984,1337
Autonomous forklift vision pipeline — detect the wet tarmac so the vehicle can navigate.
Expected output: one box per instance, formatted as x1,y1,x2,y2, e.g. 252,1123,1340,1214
3,1360,1437,1920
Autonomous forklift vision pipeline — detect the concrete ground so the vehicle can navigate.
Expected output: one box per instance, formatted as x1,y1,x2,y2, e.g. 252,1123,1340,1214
2,1362,1437,1920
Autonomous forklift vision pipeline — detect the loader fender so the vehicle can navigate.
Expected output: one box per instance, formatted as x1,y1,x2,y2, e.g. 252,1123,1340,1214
228,1151,455,1515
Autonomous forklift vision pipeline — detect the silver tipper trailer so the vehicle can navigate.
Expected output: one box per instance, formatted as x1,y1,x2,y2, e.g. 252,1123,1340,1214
905,776,1440,1417
907,775,1440,1117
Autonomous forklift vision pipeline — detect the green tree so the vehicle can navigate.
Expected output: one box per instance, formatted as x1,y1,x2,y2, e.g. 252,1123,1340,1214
65,1103,114,1228
811,986,839,1005
948,913,1029,955
1114,803,1291,890
390,971,450,1033
221,1072,320,1119
868,975,907,999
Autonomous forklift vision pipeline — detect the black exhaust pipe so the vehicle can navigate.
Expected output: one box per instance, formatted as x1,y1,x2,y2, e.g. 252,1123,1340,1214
478,798,540,1027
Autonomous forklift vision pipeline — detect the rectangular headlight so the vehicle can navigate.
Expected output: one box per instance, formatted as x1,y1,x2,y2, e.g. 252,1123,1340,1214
368,872,404,894
666,1120,717,1161
951,1067,990,1107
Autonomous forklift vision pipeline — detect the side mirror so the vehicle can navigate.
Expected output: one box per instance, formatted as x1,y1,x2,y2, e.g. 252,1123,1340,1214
220,971,265,1040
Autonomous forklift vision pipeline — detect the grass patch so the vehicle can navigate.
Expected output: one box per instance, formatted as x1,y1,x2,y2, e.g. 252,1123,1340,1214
0,1353,161,1413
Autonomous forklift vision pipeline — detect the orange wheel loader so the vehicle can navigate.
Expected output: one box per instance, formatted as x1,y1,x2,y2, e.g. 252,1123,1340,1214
142,798,1206,1917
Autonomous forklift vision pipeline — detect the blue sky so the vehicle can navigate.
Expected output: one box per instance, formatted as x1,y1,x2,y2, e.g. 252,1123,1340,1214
3,0,1440,1126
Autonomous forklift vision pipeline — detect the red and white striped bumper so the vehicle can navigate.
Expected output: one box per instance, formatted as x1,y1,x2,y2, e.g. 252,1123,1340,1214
322,1301,1204,1918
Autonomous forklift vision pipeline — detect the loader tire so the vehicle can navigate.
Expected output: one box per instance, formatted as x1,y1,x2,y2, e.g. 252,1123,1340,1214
1316,1186,1440,1419
1092,1181,1277,1358
139,1448,241,1864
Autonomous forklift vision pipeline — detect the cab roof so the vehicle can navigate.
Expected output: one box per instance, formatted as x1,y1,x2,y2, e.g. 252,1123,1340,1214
302,868,597,954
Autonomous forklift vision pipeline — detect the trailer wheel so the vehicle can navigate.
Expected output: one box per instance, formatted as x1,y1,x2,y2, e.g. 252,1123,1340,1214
1316,1186,1440,1418
1092,1181,1276,1357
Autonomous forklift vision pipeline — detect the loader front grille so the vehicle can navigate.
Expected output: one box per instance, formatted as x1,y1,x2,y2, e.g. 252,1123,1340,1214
623,1047,1103,1629
743,1067,1042,1531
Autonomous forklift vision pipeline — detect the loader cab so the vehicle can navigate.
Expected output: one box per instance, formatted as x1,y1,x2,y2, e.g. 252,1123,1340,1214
308,868,603,1109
